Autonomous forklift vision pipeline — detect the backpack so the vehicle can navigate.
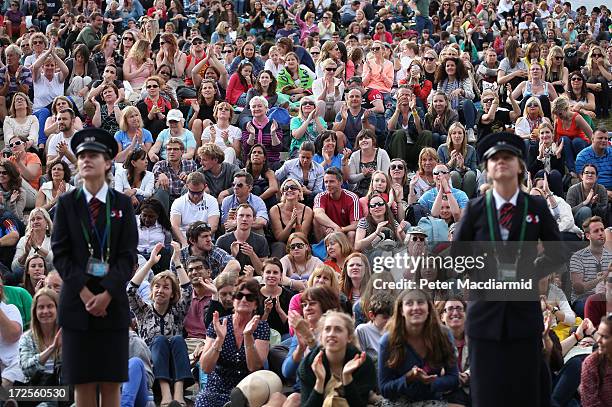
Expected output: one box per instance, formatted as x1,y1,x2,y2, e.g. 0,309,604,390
417,216,449,250
267,106,291,127
405,203,431,226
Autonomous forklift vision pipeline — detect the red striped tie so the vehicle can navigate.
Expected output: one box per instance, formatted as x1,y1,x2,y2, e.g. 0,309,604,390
89,197,102,223
499,203,515,231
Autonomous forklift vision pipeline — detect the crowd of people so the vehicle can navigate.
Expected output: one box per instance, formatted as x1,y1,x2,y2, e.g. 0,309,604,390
0,0,610,405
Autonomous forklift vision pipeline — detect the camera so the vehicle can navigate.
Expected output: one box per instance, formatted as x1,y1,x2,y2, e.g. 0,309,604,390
2,149,11,158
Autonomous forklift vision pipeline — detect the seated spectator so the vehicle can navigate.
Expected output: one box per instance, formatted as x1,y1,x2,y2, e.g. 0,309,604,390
220,170,269,233
551,95,593,177
0,160,26,220
584,276,612,328
566,164,609,229
43,270,62,295
226,61,254,107
217,203,269,275
203,273,237,329
379,289,459,403
123,40,155,103
244,144,279,209
276,52,314,105
355,193,406,253
170,172,219,245
0,45,32,123
541,273,577,328
90,83,126,136
7,135,42,208
228,41,265,76
312,58,345,123
2,92,38,149
0,274,25,389
515,95,553,153
46,108,78,173
3,282,32,329
136,198,173,274
323,232,351,274
197,143,239,205
340,252,371,307
511,61,558,118
527,122,565,197
270,178,314,259
398,60,433,109
403,145,437,204
355,292,393,363
575,127,612,192
128,242,193,407
65,44,99,114
35,160,74,213
581,46,611,118
123,322,155,407
115,149,155,208
437,123,478,197
289,96,327,158
579,315,612,407
299,311,377,405
530,176,582,241
423,91,459,149
42,97,83,147
313,130,349,173
276,142,324,207
183,255,216,354
280,285,341,402
313,167,360,243
154,33,186,90
566,71,597,121
241,96,284,167
332,87,377,151
280,232,322,292
30,45,68,119
201,102,242,165
348,129,391,197
363,41,394,95
196,278,270,407
151,137,197,212
259,258,292,340
188,79,223,145
21,254,48,297
239,70,280,129
137,76,173,140
12,208,53,280
383,159,407,207
86,64,126,106
570,216,611,317
18,289,60,387
436,56,478,142
418,163,468,216
478,87,521,141
438,298,470,406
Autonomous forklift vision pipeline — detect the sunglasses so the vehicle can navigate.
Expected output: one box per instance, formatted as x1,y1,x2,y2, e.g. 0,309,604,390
482,98,494,104
369,201,386,208
302,101,315,106
0,171,8,175
311,51,320,56
554,56,564,60
188,189,204,196
159,41,166,45
571,77,583,81
372,47,381,51
192,40,204,45
283,185,299,192
325,67,337,71
233,182,245,188
9,140,24,148
290,242,306,250
146,84,159,89
32,41,44,45
159,71,171,76
234,292,258,302
592,53,603,58
410,235,426,241
527,102,539,107
423,57,435,61
123,37,134,41
433,169,449,175
390,164,404,170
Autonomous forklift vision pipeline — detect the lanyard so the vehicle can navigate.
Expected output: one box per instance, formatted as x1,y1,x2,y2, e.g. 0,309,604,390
78,189,112,262
486,190,528,243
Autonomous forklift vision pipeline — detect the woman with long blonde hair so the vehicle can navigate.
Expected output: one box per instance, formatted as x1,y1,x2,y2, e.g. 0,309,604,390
280,232,322,292
437,122,477,197
123,39,155,98
140,17,159,47
545,45,568,95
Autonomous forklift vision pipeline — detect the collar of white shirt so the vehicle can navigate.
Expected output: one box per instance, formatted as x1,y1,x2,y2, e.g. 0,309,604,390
492,187,519,212
83,182,109,204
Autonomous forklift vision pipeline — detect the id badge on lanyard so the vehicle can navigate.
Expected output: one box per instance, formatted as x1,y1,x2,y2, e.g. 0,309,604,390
79,190,112,277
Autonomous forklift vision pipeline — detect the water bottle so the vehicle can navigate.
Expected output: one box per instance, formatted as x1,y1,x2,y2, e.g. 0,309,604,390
145,393,156,407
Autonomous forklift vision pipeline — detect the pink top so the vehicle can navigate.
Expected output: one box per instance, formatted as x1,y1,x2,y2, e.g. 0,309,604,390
125,58,154,90
580,352,612,407
363,59,394,94
288,292,303,336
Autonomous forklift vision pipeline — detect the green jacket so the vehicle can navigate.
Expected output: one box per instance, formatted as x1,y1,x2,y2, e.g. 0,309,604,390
276,67,314,94
4,285,32,329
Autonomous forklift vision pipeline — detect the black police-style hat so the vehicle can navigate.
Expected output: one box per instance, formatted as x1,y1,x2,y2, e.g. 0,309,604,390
476,131,526,162
71,128,118,159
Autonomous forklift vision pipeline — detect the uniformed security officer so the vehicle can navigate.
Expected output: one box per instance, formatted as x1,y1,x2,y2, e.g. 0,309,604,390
453,132,564,407
51,128,138,407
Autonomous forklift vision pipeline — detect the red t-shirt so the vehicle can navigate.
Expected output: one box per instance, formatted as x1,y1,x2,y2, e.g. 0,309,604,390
314,189,360,228
584,293,607,327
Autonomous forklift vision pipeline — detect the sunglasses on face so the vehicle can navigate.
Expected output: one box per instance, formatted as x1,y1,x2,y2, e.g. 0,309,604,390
424,57,435,61
33,41,43,45
527,102,539,107
123,37,134,41
433,169,449,175
192,40,204,45
233,182,245,188
311,51,320,56
0,171,8,175
302,101,315,106
411,235,426,241
188,189,204,196
325,67,337,71
147,84,159,89
554,56,564,60
160,41,166,45
571,77,582,81
283,185,299,192
9,140,24,148
372,47,381,51
390,164,404,170
482,98,494,104
290,242,306,250
159,71,171,76
592,53,603,58
369,201,386,208
234,292,257,301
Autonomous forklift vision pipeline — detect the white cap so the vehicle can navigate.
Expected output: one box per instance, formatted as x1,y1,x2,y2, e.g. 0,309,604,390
166,109,184,125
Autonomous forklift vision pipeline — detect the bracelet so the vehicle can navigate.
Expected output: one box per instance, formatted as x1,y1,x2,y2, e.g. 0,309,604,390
245,343,256,350
574,332,583,342
175,264,183,269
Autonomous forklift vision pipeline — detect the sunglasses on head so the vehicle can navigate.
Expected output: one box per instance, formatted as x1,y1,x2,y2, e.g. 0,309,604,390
290,242,306,250
9,140,24,148
433,169,449,175
390,164,404,170
234,292,257,301
283,184,299,192
369,201,386,208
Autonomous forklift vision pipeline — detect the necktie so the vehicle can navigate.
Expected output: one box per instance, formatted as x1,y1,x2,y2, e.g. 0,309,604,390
89,197,102,223
499,203,515,231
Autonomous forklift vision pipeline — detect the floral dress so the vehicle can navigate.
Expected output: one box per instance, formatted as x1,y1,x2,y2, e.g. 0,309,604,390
195,316,270,407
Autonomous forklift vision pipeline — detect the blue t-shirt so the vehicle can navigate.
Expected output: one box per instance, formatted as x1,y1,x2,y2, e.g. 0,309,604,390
576,146,612,189
114,129,154,151
155,129,197,160
418,187,469,210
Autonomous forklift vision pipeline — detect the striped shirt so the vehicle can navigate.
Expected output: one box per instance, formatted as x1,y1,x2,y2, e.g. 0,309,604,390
313,189,360,228
569,247,612,302
575,146,612,189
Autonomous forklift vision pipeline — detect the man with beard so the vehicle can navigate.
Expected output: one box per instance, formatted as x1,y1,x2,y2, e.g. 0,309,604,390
46,108,78,171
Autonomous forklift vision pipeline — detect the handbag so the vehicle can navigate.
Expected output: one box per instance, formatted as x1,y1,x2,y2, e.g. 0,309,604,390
322,375,349,407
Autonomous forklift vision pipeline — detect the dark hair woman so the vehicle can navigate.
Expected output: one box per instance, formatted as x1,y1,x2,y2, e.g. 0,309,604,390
115,149,154,208
0,159,25,220
35,160,74,213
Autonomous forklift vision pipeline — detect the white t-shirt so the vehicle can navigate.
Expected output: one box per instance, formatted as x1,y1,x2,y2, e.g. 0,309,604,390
170,192,220,235
0,302,24,382
47,132,75,171
201,124,242,149
33,72,64,111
